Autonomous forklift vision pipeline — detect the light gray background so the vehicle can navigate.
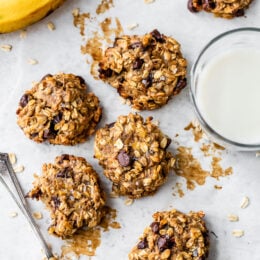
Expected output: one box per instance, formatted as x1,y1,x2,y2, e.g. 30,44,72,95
0,0,260,259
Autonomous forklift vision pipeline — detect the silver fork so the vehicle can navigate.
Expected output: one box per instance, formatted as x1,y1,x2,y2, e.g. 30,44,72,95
0,152,54,259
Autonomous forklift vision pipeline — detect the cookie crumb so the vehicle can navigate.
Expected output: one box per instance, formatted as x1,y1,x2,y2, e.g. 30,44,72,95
214,185,222,190
144,0,155,3
14,165,24,173
1,44,12,52
227,214,239,222
232,229,244,237
240,196,249,209
33,212,43,220
8,153,16,165
47,22,55,31
127,23,139,30
28,58,38,65
9,212,18,218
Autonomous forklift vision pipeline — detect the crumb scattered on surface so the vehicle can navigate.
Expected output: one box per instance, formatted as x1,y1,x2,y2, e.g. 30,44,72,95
96,0,114,14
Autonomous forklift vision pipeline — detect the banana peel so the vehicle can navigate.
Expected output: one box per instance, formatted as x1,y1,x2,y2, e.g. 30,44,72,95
0,0,65,33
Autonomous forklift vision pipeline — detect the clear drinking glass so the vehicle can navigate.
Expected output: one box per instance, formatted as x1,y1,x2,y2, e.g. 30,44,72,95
190,27,260,151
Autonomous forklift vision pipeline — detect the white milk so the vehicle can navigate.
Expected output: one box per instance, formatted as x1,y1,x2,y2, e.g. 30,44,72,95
196,49,260,144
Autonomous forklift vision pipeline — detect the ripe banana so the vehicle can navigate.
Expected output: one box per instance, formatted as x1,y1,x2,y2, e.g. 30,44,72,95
0,0,65,33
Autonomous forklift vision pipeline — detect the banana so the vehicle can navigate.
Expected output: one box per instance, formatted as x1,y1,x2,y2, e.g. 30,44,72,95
0,0,65,33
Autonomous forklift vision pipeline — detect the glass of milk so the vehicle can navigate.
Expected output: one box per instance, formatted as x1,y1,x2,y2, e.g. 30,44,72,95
190,27,260,150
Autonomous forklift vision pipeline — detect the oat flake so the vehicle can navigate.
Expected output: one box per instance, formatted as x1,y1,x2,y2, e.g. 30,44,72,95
240,196,249,209
232,230,244,237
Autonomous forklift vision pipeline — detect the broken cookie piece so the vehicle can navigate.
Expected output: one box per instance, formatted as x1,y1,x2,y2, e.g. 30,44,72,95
188,0,253,19
27,155,106,238
16,73,102,145
129,209,209,260
94,113,175,199
98,29,187,110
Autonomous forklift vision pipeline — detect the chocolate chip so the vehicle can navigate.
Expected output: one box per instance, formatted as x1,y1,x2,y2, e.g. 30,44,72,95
43,121,58,139
52,196,60,209
58,154,70,163
165,138,172,149
77,75,86,85
151,29,165,43
41,74,52,81
173,78,187,95
142,73,153,88
117,150,131,167
129,41,143,49
98,68,113,78
203,0,216,10
56,167,72,178
137,239,148,249
150,222,160,234
157,235,174,252
234,9,244,17
27,189,42,199
133,58,144,70
52,112,63,125
187,0,199,12
19,94,29,108
43,129,54,139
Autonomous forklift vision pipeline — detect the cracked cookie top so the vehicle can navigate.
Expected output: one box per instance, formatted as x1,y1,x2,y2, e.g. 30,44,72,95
94,113,175,199
188,0,253,18
98,29,187,110
27,154,106,238
16,73,102,145
129,209,209,260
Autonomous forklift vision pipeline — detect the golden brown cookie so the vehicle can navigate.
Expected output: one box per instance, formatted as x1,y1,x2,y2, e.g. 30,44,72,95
129,209,209,260
98,30,187,110
16,73,102,145
94,113,175,199
27,154,106,238
188,0,253,18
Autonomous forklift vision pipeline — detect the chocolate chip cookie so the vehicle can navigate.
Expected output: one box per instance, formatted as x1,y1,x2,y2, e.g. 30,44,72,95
94,113,175,199
27,154,106,238
129,209,209,260
98,30,187,110
16,73,102,145
188,0,253,18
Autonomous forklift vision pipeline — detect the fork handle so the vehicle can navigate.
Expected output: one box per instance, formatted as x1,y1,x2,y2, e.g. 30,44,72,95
0,153,54,259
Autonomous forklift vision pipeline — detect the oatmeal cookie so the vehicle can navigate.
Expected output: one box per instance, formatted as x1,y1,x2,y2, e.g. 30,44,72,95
188,0,253,18
98,29,187,110
16,73,102,145
27,154,106,238
94,113,175,199
129,209,209,260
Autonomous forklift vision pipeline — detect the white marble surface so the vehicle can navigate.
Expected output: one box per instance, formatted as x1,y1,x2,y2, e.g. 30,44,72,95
1,0,260,259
